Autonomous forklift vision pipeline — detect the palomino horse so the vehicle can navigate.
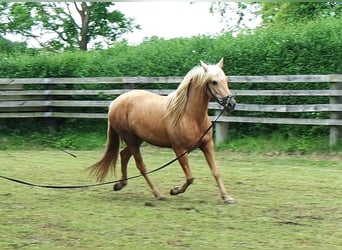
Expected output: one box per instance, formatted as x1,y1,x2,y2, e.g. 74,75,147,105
88,58,236,203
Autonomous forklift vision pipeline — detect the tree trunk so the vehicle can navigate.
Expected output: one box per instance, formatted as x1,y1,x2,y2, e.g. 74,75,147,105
78,2,90,51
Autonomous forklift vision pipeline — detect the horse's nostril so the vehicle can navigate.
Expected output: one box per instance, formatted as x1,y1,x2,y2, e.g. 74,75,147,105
226,101,236,113
228,101,235,107
223,103,235,113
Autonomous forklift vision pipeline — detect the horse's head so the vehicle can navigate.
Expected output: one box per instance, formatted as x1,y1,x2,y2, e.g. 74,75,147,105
201,58,236,113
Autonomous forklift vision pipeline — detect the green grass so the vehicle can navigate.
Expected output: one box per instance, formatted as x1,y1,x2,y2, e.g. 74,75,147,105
219,133,342,154
2,130,342,154
0,146,341,249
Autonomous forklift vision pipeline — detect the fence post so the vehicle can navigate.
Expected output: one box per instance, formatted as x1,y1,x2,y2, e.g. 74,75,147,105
329,77,342,146
124,80,135,90
44,78,58,130
214,111,229,144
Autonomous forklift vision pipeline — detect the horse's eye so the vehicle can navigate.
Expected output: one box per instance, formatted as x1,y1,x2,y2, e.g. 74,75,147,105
212,81,218,85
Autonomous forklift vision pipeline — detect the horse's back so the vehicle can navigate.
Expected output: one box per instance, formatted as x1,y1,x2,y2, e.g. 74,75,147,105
110,90,167,112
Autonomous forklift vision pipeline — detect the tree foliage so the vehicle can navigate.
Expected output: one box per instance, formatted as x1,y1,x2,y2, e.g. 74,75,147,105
0,2,139,50
210,2,341,32
260,2,342,27
210,2,261,34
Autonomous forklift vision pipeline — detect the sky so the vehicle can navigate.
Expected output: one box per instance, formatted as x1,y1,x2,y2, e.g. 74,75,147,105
114,2,226,44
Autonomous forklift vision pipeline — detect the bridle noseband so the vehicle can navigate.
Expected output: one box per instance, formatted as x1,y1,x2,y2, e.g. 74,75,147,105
206,85,236,111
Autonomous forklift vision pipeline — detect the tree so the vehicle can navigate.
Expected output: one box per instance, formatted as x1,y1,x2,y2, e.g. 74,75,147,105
260,2,342,27
0,2,139,51
210,2,341,33
209,2,262,34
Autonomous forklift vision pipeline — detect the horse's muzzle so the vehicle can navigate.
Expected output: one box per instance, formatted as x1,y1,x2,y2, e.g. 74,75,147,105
218,95,236,113
224,98,236,113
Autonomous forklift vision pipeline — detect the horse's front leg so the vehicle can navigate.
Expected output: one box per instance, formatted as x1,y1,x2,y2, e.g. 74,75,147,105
170,149,194,196
200,141,234,204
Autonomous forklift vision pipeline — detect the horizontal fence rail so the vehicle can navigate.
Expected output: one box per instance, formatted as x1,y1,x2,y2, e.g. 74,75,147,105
1,75,341,145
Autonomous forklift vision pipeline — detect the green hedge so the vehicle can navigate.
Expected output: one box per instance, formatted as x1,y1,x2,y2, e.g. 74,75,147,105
1,17,340,77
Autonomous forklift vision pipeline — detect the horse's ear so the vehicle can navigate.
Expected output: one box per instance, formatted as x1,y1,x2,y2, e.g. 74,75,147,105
200,60,209,72
217,58,224,68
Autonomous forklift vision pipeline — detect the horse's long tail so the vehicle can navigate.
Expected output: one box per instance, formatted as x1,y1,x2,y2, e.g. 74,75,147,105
88,124,119,182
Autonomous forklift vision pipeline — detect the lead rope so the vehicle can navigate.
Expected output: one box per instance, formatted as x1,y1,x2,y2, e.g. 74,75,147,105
0,109,226,189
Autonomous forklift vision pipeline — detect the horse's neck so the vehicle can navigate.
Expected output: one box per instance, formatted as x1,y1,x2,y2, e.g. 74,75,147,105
184,86,209,124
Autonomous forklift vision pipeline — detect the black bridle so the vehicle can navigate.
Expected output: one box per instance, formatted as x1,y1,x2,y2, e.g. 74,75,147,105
206,85,236,112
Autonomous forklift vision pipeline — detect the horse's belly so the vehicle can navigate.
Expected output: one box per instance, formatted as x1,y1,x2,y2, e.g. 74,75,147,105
141,133,171,148
132,117,171,147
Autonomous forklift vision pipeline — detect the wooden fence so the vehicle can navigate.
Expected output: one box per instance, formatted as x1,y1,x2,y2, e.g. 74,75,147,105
1,75,341,145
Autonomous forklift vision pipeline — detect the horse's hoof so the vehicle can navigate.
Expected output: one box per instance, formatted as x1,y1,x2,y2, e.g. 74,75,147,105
157,196,167,201
170,187,179,196
145,201,155,207
224,198,235,204
113,183,122,191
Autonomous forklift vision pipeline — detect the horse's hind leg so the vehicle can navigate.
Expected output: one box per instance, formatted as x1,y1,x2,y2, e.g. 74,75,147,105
130,147,166,200
113,147,131,191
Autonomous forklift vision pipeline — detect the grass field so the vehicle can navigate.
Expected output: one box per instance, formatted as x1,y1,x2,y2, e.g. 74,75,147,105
0,146,341,249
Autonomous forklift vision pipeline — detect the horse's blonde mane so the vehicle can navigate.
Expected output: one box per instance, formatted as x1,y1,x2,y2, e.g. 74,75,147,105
165,64,221,126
